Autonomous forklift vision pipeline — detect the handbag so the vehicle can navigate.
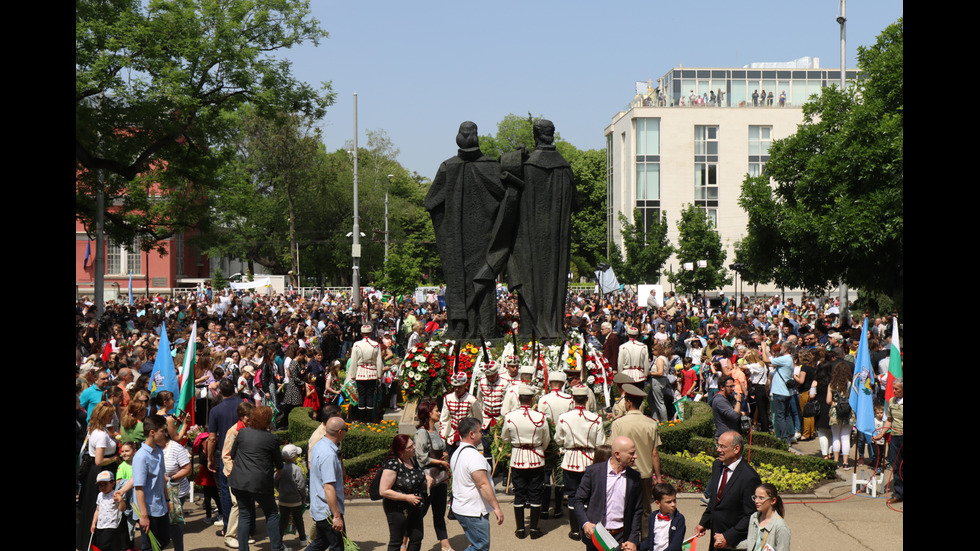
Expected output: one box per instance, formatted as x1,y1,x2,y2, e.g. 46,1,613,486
802,399,821,418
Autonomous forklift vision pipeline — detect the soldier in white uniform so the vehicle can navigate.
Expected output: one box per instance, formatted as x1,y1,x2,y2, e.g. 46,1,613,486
501,384,551,539
500,364,536,417
476,360,507,431
563,367,597,413
537,371,572,520
499,354,520,387
440,372,482,450
619,326,650,384
347,323,384,422
554,385,606,540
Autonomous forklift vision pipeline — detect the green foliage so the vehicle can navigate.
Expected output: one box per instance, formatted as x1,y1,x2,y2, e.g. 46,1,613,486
340,421,399,459
345,448,388,479
287,407,320,450
76,0,334,247
616,210,673,285
372,241,424,296
480,113,607,271
210,268,228,291
660,453,712,488
668,205,731,294
658,401,715,454
688,436,837,480
738,18,903,300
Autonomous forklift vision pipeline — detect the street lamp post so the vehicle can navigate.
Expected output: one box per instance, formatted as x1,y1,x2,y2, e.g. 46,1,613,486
385,173,393,266
351,92,361,309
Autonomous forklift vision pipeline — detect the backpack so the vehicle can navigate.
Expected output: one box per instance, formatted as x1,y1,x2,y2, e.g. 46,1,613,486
833,390,852,420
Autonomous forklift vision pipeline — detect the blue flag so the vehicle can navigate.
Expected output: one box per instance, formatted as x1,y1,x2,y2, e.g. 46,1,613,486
848,318,876,442
150,324,179,408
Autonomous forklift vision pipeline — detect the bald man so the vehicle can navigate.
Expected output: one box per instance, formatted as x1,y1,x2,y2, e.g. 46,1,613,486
309,416,348,551
572,436,643,551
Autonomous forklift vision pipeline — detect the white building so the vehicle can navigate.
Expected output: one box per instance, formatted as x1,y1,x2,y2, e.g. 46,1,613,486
603,64,858,295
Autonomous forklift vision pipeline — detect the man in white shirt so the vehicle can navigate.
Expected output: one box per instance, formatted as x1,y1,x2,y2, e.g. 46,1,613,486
450,418,503,551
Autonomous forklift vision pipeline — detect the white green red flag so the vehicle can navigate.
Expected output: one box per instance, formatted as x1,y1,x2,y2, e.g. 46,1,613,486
590,523,619,551
176,322,197,428
681,535,699,550
885,317,902,402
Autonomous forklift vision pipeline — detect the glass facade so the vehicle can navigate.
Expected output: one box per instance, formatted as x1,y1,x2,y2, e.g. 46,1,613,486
637,68,859,108
634,118,661,235
694,125,719,225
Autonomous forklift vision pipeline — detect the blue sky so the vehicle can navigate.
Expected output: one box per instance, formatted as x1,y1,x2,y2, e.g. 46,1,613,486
285,1,903,178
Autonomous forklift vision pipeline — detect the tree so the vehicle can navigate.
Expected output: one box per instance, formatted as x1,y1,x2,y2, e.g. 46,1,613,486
668,205,730,295
371,241,424,296
479,113,607,271
76,0,334,247
616,210,673,285
210,108,327,287
738,18,903,301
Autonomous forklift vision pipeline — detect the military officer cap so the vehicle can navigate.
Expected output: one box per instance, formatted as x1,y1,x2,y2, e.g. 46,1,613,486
622,384,645,398
613,372,634,385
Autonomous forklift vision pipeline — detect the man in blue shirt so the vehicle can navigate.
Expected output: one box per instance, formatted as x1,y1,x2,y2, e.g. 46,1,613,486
308,416,348,551
80,369,109,422
132,414,171,551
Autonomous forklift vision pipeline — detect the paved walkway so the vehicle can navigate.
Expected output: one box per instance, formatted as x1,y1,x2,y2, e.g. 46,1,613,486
179,429,901,551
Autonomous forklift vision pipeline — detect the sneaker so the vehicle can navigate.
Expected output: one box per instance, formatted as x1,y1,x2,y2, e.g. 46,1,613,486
214,518,224,526
794,431,802,441
248,537,256,544
224,538,239,548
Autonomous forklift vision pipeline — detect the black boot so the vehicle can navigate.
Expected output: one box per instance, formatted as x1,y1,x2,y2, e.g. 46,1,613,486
529,506,543,539
540,484,552,519
567,506,581,540
514,506,527,539
552,485,564,518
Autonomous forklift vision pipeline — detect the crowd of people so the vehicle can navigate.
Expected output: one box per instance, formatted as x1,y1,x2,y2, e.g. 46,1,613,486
76,284,902,551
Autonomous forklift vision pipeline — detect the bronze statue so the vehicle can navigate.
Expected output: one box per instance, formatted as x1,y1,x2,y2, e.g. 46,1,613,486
425,122,506,339
505,119,578,339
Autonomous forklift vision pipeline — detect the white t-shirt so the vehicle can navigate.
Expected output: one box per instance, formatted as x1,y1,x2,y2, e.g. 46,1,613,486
88,429,117,459
96,490,122,529
449,443,493,517
164,440,191,498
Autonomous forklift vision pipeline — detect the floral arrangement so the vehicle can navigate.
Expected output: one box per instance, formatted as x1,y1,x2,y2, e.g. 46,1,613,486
400,340,479,401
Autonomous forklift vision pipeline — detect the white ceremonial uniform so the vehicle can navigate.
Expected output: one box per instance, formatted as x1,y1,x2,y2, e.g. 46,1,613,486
538,390,574,424
499,380,528,417
349,338,383,382
476,376,508,430
501,405,551,469
619,339,650,384
554,406,606,472
440,391,481,445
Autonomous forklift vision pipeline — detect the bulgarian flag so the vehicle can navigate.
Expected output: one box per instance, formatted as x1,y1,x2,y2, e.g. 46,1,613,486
176,322,197,429
590,523,619,551
885,316,902,402
681,535,699,550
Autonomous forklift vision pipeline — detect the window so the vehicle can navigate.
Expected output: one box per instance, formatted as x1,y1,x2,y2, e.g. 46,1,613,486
635,119,661,235
106,238,142,276
175,233,185,277
748,125,772,177
695,126,719,218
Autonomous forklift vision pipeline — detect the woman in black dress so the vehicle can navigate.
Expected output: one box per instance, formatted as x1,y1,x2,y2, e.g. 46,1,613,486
379,434,433,551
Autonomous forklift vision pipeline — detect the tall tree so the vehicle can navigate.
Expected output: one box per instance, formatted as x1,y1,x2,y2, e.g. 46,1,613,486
616,210,673,285
76,0,334,247
738,18,903,300
479,113,607,271
668,205,730,295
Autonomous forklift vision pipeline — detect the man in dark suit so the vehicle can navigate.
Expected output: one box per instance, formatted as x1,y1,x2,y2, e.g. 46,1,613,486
572,436,643,551
695,431,761,549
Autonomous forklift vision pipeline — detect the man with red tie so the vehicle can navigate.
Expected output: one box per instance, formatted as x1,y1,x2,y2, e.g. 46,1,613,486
695,431,761,549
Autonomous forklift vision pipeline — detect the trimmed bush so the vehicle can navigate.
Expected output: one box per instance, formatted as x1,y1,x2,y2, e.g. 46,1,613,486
745,431,789,451
287,406,320,449
687,436,836,479
660,401,715,454
660,453,712,488
346,448,388,479
341,421,399,459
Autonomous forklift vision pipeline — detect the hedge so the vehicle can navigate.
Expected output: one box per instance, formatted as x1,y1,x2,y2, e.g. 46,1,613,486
346,448,389,478
687,436,837,479
659,453,712,488
659,401,715,454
